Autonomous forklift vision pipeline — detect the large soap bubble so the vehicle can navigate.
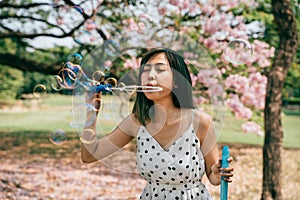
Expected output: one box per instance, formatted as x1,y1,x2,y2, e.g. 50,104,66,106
71,27,226,174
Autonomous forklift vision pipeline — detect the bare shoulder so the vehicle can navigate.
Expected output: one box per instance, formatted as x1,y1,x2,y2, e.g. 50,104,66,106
192,109,213,140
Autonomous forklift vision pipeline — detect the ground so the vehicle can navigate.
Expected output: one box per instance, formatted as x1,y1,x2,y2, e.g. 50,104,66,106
0,99,299,199
0,139,299,200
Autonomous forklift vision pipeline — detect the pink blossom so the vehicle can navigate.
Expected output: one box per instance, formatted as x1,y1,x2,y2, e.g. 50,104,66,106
169,0,181,7
122,18,139,31
226,94,253,119
190,74,198,87
56,17,64,25
85,19,97,31
225,74,249,94
103,60,112,67
193,96,208,105
242,121,264,136
203,37,219,50
158,8,167,15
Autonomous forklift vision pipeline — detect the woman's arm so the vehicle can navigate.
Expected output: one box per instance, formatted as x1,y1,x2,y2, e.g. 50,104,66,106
81,91,138,163
194,110,234,185
81,122,134,163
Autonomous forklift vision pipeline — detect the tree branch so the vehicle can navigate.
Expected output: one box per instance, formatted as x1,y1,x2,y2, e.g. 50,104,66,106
0,53,61,75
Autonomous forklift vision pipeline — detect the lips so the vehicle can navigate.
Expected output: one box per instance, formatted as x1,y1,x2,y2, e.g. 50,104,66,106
145,83,154,87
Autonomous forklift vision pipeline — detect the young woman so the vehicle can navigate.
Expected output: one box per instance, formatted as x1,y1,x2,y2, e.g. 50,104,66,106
81,47,234,199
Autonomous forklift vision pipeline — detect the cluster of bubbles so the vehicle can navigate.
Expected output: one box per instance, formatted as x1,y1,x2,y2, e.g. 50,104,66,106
31,52,114,145
31,17,254,176
38,50,161,145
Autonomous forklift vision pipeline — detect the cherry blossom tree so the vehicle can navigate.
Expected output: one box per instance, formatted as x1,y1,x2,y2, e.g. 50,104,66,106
0,0,298,199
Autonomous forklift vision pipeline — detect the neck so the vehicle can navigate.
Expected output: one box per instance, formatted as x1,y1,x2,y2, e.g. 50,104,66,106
150,103,181,124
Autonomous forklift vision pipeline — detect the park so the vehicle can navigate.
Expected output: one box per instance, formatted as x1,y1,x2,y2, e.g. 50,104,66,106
0,0,299,200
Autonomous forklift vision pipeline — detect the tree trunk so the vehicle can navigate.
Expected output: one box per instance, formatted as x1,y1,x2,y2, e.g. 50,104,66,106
262,0,298,199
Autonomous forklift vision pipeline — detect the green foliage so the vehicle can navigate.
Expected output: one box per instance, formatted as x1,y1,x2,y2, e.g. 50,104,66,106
0,38,18,54
0,65,24,102
19,71,51,95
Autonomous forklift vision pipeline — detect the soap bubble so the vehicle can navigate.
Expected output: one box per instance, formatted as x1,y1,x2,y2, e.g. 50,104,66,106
50,75,64,91
74,30,92,45
57,68,77,89
33,84,47,97
80,128,97,144
224,38,253,65
72,28,226,174
137,14,153,29
67,53,83,65
49,128,67,145
92,70,105,82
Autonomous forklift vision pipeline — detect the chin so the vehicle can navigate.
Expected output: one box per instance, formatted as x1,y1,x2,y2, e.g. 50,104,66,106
144,89,171,101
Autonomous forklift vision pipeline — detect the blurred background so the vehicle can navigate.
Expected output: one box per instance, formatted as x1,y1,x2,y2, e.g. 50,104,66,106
0,0,299,199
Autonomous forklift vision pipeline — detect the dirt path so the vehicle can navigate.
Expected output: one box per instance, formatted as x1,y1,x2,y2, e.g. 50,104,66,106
0,139,299,200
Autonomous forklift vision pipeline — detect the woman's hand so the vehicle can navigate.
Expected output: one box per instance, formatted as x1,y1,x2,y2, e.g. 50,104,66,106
83,84,103,130
85,83,103,112
211,157,234,183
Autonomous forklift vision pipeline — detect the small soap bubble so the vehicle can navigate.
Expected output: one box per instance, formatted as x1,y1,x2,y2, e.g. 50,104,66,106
103,39,121,57
49,128,67,145
58,68,77,89
67,53,83,65
92,70,105,82
66,62,81,75
118,82,126,88
33,84,47,97
51,75,63,91
224,39,253,65
80,128,96,144
137,14,153,29
105,77,117,87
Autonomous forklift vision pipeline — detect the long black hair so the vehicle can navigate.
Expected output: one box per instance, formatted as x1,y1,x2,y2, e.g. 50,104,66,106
132,47,195,125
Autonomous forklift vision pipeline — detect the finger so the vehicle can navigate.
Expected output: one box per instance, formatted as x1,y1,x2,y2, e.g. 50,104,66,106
92,97,102,111
227,156,234,162
94,92,102,100
221,172,233,177
221,167,234,173
223,177,233,183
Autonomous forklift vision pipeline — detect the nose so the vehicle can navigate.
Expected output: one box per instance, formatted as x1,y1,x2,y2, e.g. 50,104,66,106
148,68,156,81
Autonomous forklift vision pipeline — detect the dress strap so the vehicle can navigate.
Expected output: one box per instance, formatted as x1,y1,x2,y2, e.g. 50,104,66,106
192,109,196,122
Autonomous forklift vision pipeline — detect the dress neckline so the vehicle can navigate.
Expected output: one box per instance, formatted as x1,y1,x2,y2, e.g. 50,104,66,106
138,123,194,152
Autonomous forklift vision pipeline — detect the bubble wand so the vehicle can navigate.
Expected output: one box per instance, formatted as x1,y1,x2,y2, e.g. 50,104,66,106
220,146,230,200
57,61,162,93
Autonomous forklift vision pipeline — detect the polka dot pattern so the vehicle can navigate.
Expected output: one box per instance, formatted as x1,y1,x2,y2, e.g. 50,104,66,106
136,120,212,200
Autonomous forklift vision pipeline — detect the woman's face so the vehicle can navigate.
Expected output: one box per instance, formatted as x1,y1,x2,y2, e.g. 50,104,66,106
140,53,174,101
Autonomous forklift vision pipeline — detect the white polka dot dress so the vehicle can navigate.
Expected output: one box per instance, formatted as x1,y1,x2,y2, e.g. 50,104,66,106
136,119,213,199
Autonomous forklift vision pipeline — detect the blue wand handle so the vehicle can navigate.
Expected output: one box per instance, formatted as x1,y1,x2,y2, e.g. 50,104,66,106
220,146,230,200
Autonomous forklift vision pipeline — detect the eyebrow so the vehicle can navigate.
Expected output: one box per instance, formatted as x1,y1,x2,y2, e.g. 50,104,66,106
144,62,168,65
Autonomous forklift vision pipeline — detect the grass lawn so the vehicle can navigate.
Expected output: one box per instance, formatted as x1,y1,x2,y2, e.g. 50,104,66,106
0,94,299,149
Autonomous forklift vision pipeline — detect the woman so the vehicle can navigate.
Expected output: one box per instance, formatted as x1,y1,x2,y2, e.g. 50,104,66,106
81,47,234,199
